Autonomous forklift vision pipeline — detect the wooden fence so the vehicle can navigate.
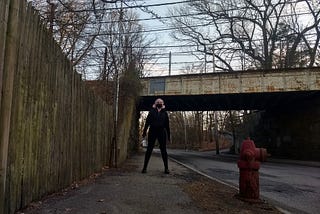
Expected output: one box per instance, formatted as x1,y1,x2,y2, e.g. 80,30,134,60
0,1,129,213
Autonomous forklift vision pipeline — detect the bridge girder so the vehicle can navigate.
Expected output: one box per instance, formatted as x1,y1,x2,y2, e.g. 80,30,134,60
139,91,320,111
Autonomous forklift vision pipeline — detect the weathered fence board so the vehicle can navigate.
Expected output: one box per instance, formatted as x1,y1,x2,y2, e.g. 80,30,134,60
0,0,10,106
7,1,30,212
0,0,21,212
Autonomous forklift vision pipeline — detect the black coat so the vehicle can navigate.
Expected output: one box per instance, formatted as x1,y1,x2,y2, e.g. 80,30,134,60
143,108,170,141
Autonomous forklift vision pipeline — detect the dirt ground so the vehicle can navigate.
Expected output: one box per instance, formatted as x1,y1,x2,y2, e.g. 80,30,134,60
180,174,282,214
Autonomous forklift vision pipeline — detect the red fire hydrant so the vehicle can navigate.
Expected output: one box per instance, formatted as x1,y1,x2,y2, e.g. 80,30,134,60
237,138,268,202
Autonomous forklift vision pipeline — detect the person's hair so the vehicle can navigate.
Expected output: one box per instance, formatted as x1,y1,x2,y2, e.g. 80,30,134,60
154,98,164,104
152,98,165,109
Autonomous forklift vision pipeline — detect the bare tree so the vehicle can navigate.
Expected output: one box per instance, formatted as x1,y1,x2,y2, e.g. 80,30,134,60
30,0,154,79
169,0,320,71
30,0,101,78
95,8,153,81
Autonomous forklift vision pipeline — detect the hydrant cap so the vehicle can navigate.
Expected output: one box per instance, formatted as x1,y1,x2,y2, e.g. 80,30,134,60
240,139,256,161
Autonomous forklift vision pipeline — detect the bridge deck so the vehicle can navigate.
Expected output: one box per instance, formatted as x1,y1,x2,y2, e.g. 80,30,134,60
139,67,320,111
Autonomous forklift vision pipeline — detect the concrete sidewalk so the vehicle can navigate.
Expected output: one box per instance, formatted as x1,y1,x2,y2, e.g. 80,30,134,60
19,152,281,214
20,152,204,214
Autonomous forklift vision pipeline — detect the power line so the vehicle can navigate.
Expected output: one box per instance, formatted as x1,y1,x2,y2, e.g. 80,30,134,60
86,33,318,50
83,23,214,36
49,10,312,30
66,0,199,13
83,61,204,68
45,0,315,35
68,11,314,36
50,12,205,25
144,51,200,56
53,0,308,14
92,44,200,49
47,5,311,26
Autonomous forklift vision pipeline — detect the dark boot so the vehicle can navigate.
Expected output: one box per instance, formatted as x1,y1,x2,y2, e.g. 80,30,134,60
141,161,148,173
163,158,169,174
159,143,169,174
142,145,153,174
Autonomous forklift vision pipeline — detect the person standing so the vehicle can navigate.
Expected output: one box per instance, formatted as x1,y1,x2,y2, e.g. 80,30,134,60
142,98,170,174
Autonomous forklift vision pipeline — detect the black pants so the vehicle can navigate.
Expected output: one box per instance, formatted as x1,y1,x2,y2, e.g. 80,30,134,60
143,129,168,170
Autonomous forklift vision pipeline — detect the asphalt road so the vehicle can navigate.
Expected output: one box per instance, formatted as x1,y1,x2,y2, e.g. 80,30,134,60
166,149,320,214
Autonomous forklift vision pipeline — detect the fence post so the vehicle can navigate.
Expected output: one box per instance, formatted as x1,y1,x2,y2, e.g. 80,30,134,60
0,0,20,212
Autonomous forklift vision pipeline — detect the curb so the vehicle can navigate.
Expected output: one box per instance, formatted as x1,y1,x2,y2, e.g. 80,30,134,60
168,156,238,190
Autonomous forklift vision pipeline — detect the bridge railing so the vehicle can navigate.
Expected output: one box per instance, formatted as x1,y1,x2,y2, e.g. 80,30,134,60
141,67,320,96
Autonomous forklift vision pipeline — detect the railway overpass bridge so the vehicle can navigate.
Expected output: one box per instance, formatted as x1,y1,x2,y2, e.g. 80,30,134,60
138,67,320,111
138,67,320,160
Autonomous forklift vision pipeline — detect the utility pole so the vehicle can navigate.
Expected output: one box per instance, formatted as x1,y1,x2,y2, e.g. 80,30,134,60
242,43,246,70
112,0,123,168
212,45,215,73
169,51,171,76
243,51,246,70
204,46,207,73
103,46,108,81
214,112,220,155
183,112,187,151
